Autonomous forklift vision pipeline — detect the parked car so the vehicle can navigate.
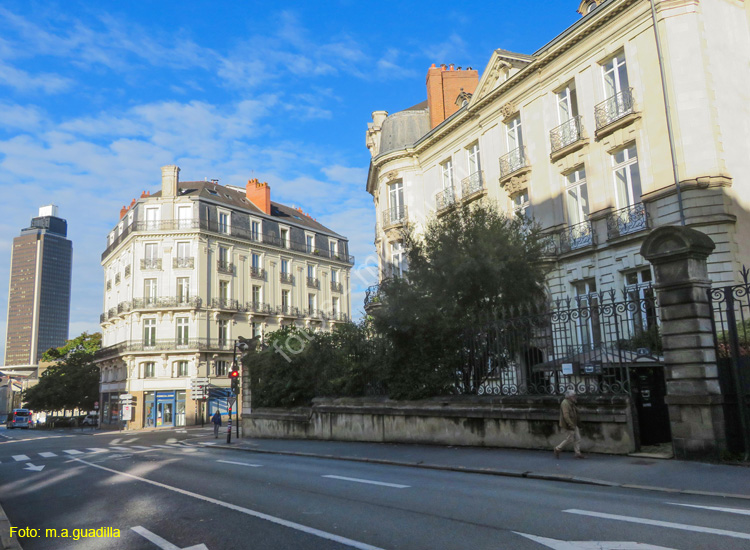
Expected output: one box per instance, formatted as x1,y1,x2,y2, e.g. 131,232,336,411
6,409,31,429
81,413,99,427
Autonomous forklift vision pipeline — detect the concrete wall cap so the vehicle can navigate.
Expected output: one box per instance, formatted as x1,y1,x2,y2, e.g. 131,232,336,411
640,226,715,263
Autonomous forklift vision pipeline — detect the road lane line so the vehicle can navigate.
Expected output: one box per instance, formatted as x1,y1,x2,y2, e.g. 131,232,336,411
131,446,152,450
198,442,217,446
322,475,410,489
38,452,57,458
63,450,84,455
152,445,174,449
564,509,750,540
123,438,139,444
87,448,110,453
110,446,131,451
109,438,122,445
12,455,30,461
667,503,750,516
73,458,385,550
217,460,262,468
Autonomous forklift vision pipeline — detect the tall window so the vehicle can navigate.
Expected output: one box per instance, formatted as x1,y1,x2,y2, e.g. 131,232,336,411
512,191,532,220
307,264,315,279
251,220,261,241
215,360,228,376
252,321,262,339
329,240,338,258
218,246,229,270
390,242,406,278
281,259,289,275
144,279,157,306
219,280,229,302
281,289,290,311
308,293,316,314
612,145,642,209
176,277,190,303
388,181,404,220
625,269,657,334
602,52,629,98
467,142,481,175
176,241,190,261
440,159,454,190
144,362,155,378
565,168,589,226
176,361,188,377
177,205,192,229
143,319,156,347
306,235,314,253
252,285,262,305
556,83,579,123
176,317,189,345
252,253,261,270
280,228,289,248
332,296,339,315
218,320,229,347
218,211,229,234
506,115,523,152
331,269,338,284
573,279,600,349
144,243,158,269
145,207,159,230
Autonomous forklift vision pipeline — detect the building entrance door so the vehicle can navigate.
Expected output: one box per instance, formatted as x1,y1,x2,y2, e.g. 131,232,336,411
631,366,671,447
154,391,175,427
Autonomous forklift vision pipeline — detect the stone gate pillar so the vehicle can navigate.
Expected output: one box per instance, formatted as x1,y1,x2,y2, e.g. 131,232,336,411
641,226,727,460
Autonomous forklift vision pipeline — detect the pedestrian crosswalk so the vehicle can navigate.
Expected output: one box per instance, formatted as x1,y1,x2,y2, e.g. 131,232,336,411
0,442,189,465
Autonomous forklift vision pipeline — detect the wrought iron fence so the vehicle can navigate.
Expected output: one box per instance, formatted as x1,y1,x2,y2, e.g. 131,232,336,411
141,258,162,270
558,220,595,253
708,267,750,455
280,272,295,285
173,257,195,269
383,205,407,228
461,171,485,198
461,290,661,396
595,88,635,129
607,203,649,239
499,147,528,179
250,266,266,280
307,277,320,289
550,116,583,152
436,187,456,211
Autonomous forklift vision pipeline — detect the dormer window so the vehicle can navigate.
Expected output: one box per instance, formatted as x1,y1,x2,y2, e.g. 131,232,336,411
577,0,600,16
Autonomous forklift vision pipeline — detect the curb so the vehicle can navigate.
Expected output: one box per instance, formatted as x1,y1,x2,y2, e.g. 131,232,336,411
0,502,22,550
184,440,750,501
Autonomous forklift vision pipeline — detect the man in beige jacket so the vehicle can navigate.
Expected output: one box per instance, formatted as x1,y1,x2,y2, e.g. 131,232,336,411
554,389,585,459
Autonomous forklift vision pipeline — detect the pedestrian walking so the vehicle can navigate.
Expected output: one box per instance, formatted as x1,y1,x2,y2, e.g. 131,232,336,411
211,410,222,438
554,389,585,459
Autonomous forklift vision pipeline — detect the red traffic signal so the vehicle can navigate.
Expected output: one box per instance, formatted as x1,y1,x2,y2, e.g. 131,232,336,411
229,370,240,378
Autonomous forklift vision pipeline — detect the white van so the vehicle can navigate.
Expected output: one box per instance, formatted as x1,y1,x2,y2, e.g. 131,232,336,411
6,409,31,429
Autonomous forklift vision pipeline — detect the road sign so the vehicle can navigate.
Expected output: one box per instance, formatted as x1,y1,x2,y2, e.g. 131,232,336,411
228,397,236,408
119,394,133,401
122,405,133,421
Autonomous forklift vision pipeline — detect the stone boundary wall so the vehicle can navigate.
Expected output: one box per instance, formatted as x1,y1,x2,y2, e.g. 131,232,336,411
242,395,636,454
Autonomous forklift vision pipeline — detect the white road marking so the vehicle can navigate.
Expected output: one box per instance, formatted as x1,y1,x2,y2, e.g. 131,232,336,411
110,446,131,451
564,509,750,541
198,442,217,446
63,449,84,455
667,503,750,516
131,445,152,450
122,438,139,444
109,438,122,445
74,458,385,550
152,445,175,449
514,532,675,549
87,448,110,453
131,526,207,550
38,452,57,458
24,463,45,472
166,438,178,443
217,460,262,468
12,455,30,461
322,475,410,489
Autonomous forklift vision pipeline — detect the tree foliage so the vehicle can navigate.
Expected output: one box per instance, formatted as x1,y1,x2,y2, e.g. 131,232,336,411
23,332,102,412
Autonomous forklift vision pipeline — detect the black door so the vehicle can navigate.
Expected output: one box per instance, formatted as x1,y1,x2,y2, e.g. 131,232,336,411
631,366,671,446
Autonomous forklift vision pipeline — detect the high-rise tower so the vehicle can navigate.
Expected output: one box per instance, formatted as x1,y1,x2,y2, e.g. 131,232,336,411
4,205,72,367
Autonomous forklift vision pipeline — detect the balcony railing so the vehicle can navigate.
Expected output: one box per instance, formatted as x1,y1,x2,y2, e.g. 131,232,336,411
217,260,235,275
436,187,456,212
606,202,649,239
382,205,407,228
461,171,485,198
250,266,266,280
330,281,343,292
595,88,635,130
141,258,162,270
499,147,528,179
211,298,239,310
102,217,355,264
550,116,583,152
540,234,558,258
558,220,595,253
307,277,320,289
246,301,272,314
95,338,236,358
329,312,348,322
131,296,201,310
364,283,382,309
280,272,294,285
173,257,195,269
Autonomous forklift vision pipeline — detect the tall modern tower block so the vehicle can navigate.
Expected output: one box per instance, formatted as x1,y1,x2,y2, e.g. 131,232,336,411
4,205,72,366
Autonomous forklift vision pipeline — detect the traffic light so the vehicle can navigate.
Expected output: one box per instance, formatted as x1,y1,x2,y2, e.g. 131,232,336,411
229,368,240,394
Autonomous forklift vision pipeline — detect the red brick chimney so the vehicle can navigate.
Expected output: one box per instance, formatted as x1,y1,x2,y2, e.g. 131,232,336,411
246,178,271,214
426,63,479,129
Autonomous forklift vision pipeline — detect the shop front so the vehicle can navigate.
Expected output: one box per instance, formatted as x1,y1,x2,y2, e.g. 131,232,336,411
143,390,186,428
100,392,121,426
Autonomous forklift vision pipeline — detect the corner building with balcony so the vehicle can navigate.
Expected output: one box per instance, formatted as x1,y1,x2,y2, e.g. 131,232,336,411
95,166,353,428
366,0,750,308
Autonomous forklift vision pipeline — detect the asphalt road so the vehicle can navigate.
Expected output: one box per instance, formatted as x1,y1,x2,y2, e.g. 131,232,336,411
1,425,749,549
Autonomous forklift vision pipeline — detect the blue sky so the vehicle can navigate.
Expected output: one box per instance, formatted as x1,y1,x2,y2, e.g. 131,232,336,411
0,1,580,361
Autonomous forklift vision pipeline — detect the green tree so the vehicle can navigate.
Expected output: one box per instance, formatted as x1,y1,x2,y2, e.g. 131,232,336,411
23,332,102,413
372,201,547,398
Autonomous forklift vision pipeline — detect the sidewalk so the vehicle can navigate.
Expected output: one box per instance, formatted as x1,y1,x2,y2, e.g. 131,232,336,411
187,432,750,500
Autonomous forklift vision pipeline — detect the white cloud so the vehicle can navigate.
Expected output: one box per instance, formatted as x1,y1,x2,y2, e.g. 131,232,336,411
0,61,73,94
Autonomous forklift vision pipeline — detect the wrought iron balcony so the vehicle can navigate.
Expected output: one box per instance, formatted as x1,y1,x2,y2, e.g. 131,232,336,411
141,258,162,270
117,301,132,314
307,277,320,289
99,313,107,323
550,116,583,152
124,265,131,278
115,273,121,285
606,202,649,239
329,312,348,322
217,260,235,275
364,283,382,309
280,272,294,285
173,256,194,269
250,266,266,280
558,220,595,253
108,307,117,319
499,147,529,179
461,171,485,199
595,88,635,130
436,187,456,212
276,304,292,316
245,301,272,314
382,205,407,229
539,234,558,258
330,281,343,292
106,280,112,290
130,296,201,310
210,298,239,310
97,338,236,356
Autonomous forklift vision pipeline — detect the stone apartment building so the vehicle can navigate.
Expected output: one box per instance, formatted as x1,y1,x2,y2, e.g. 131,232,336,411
95,166,353,429
365,0,750,304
